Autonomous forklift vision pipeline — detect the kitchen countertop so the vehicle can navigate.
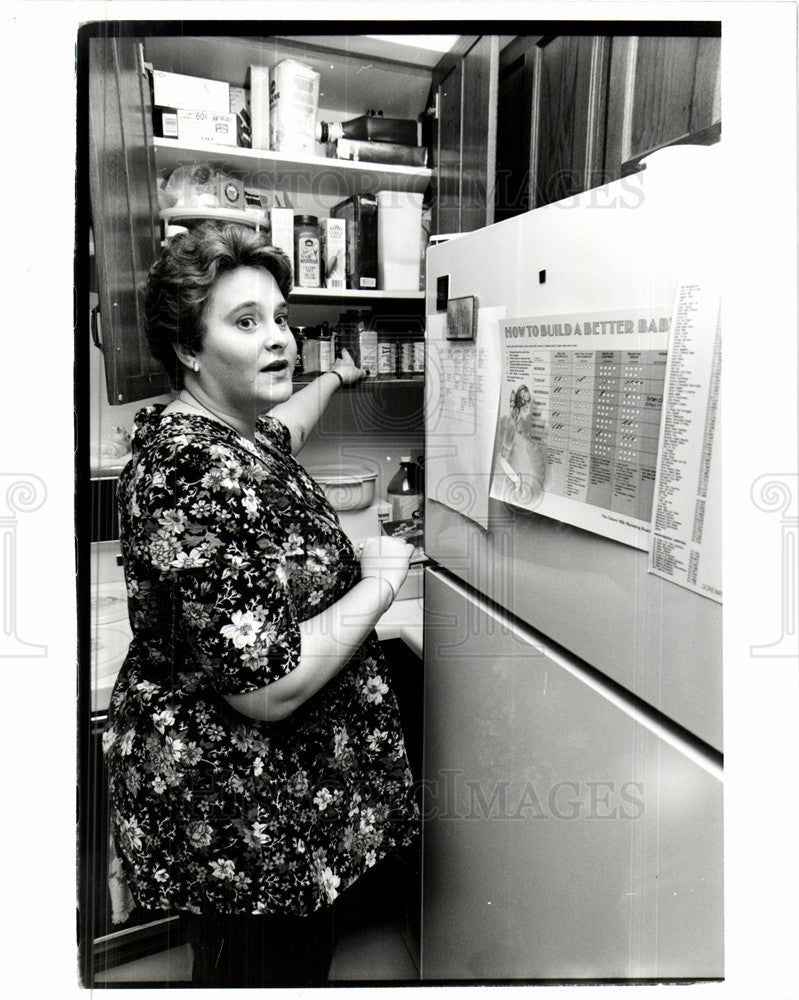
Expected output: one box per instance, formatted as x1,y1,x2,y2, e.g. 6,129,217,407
375,597,423,659
90,581,423,714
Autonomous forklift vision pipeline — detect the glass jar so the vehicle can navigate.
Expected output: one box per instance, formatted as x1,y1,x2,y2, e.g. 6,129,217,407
293,215,321,288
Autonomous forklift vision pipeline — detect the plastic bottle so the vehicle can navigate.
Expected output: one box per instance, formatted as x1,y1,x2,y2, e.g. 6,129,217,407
316,111,418,146
387,456,422,521
318,321,333,372
291,326,306,375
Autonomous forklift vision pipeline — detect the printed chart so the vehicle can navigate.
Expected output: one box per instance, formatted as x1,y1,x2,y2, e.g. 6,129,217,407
490,308,672,549
542,348,667,521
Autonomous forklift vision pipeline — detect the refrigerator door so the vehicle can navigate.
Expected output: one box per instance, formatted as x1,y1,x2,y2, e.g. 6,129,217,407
421,567,723,981
424,148,722,750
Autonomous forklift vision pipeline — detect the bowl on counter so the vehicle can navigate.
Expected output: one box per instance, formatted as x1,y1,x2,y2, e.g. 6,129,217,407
306,465,378,511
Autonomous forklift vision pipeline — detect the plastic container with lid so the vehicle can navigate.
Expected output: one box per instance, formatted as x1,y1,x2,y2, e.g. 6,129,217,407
294,215,321,288
307,465,378,511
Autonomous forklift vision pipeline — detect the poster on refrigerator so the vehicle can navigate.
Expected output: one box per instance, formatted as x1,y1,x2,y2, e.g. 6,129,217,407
648,282,722,602
425,306,505,530
488,308,673,550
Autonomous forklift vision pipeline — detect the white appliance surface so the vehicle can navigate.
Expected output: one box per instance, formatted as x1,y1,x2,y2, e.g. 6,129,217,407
421,147,724,981
424,147,722,751
421,568,723,980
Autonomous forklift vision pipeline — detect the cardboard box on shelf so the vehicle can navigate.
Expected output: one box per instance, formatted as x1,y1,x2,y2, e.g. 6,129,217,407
321,217,346,290
151,69,230,114
331,194,378,290
154,108,238,146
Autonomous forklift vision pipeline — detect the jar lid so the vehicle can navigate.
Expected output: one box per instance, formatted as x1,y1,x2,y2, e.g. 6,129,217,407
294,215,318,226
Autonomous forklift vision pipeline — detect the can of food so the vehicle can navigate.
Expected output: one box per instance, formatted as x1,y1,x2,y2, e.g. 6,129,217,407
400,340,416,377
377,339,397,377
413,339,425,375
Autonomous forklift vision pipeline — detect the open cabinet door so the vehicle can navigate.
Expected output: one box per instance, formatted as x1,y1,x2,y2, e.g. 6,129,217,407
89,35,169,404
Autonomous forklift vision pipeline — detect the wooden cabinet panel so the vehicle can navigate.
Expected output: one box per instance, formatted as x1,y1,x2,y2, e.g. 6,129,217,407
460,35,498,232
495,38,538,222
89,36,169,404
432,36,499,235
435,63,463,235
605,34,721,179
630,36,721,157
534,35,597,206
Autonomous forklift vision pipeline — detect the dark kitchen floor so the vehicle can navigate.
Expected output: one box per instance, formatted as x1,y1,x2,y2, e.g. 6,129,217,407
95,915,418,984
95,851,421,985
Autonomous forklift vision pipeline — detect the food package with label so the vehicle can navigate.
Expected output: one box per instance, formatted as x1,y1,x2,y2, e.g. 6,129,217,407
320,217,346,290
335,311,377,375
331,193,378,290
153,108,238,146
151,69,230,113
269,59,320,155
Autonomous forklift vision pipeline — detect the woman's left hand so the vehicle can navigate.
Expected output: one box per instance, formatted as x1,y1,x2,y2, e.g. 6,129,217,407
331,348,367,385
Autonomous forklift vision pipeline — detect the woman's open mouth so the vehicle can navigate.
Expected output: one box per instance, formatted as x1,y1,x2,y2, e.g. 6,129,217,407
261,359,290,374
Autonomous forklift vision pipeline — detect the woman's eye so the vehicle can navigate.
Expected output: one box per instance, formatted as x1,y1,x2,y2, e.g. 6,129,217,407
237,316,257,331
275,314,289,327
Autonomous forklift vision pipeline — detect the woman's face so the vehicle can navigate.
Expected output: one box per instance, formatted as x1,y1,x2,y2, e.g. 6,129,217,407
514,400,532,425
196,266,296,417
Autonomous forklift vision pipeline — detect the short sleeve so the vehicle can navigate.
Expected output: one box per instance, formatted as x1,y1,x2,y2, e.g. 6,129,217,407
256,415,292,456
127,433,300,696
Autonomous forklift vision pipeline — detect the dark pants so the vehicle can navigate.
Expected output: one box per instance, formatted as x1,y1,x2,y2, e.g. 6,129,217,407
186,906,335,988
185,848,420,987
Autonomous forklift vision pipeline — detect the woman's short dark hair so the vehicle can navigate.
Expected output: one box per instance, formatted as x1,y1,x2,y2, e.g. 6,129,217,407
510,384,531,414
144,222,294,389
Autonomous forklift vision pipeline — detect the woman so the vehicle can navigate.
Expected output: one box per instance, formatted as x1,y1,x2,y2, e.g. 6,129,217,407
496,384,547,504
102,222,418,986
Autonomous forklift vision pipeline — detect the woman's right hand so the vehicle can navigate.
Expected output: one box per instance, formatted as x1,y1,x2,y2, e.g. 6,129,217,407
359,535,414,600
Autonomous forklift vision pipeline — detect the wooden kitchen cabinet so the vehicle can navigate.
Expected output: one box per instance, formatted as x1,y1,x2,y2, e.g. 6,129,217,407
604,34,721,175
85,32,441,407
89,36,171,404
495,30,721,215
430,35,500,234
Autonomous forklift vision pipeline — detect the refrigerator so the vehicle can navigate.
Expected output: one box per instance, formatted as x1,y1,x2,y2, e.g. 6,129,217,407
420,145,723,980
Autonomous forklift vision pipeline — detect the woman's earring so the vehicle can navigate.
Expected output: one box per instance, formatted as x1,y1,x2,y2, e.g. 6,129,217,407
192,362,199,372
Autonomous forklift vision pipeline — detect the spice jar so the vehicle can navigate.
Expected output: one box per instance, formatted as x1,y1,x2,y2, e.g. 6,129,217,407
293,215,321,288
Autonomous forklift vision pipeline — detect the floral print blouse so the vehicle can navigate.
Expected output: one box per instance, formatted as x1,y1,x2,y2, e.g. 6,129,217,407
103,405,418,917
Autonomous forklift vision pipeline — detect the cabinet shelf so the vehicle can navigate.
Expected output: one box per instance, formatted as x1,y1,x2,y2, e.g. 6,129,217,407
290,286,424,303
153,138,432,197
294,376,423,388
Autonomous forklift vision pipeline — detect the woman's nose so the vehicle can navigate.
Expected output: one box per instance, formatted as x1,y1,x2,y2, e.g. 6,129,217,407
264,320,290,350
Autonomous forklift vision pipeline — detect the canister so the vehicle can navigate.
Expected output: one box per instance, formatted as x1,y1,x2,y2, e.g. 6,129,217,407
293,215,321,288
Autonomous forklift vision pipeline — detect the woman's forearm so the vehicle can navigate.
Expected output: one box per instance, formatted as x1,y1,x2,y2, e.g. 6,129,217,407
222,576,393,722
269,372,341,454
